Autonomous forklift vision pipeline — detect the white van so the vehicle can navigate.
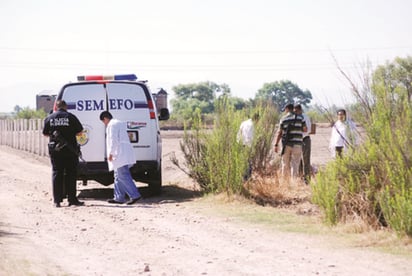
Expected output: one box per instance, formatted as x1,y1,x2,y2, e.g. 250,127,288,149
55,74,169,195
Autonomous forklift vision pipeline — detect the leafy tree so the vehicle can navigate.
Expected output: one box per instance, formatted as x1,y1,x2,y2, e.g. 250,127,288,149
373,56,412,102
14,105,22,113
225,96,248,110
169,98,213,126
255,80,312,110
171,81,231,117
14,107,47,119
173,81,230,102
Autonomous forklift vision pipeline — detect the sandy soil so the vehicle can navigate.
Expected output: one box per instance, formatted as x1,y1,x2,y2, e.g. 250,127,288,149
0,126,411,276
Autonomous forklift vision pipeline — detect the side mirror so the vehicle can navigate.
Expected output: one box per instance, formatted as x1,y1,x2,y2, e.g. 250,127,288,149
158,108,170,121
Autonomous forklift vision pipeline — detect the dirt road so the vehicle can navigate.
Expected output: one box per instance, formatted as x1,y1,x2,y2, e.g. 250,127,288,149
0,128,411,275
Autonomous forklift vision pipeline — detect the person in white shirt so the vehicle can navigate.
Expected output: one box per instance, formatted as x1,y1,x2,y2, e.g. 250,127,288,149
329,109,358,158
294,104,312,183
237,112,259,179
99,111,142,205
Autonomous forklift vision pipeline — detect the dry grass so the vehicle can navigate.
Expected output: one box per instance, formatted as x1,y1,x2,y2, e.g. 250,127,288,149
199,172,412,255
336,223,412,255
245,170,312,208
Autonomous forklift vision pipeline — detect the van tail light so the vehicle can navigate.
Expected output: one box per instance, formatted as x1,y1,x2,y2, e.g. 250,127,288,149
147,100,156,119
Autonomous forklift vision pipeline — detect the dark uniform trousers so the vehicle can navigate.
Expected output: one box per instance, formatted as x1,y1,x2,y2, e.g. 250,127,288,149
299,136,311,180
51,150,79,203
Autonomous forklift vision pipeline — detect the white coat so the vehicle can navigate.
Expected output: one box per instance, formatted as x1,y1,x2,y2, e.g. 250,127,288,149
329,119,358,157
237,118,254,147
106,119,135,171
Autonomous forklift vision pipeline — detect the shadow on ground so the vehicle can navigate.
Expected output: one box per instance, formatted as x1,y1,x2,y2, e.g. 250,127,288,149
0,222,21,238
78,184,203,205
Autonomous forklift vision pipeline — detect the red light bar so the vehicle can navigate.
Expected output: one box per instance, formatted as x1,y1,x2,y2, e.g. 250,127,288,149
86,75,104,81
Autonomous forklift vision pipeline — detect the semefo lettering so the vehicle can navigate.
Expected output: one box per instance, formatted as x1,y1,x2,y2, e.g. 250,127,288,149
75,99,135,111
109,99,134,110
77,100,104,111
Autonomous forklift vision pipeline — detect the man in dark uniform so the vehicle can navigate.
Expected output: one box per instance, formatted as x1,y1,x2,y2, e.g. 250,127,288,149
43,100,84,207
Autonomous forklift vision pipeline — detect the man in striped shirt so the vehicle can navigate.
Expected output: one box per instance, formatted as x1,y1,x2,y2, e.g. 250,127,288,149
274,103,307,179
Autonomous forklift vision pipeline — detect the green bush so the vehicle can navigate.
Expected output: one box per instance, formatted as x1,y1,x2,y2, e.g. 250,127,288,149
173,98,246,195
14,107,47,119
312,56,412,237
311,162,340,225
204,97,247,194
312,147,385,227
172,97,278,196
381,186,412,237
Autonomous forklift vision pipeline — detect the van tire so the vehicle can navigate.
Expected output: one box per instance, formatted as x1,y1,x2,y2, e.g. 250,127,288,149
148,168,162,196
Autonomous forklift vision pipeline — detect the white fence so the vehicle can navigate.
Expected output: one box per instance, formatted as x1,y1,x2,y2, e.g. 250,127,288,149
0,119,49,157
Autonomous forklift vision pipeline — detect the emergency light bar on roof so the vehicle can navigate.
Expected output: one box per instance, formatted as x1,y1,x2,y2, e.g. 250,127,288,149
77,74,137,81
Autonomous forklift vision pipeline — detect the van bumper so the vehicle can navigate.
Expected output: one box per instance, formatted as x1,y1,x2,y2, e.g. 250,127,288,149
77,161,160,186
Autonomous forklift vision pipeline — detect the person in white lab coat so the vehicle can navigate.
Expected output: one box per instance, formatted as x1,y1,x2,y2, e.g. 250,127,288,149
237,112,259,180
99,111,142,204
329,109,359,158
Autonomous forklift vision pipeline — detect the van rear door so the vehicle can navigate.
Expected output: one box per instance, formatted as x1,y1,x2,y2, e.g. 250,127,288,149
60,83,107,162
106,82,157,162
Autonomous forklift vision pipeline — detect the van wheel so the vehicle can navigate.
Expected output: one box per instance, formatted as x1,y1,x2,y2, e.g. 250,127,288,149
149,168,162,196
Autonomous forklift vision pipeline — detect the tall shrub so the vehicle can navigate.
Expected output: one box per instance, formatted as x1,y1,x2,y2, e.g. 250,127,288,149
249,101,278,175
172,97,278,196
311,162,340,225
204,97,247,194
312,56,412,236
172,97,247,194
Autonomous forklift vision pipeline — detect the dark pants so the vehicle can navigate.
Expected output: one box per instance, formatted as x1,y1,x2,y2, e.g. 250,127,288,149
51,153,79,204
243,160,252,181
335,146,343,158
299,136,311,180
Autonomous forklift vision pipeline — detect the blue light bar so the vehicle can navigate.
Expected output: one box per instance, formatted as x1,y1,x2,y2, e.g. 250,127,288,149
114,74,137,80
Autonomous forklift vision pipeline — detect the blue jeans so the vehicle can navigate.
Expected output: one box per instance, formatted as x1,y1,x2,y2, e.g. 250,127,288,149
113,165,141,202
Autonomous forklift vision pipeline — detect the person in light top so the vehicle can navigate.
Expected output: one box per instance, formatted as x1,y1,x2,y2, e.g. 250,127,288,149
329,109,359,158
237,112,259,147
99,111,142,205
237,112,260,180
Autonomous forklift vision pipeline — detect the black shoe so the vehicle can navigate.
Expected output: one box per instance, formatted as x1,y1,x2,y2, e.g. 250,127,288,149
126,196,142,205
54,202,61,208
69,200,84,206
108,199,124,204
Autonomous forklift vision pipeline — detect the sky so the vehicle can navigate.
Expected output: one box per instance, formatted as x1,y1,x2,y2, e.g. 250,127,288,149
0,0,411,112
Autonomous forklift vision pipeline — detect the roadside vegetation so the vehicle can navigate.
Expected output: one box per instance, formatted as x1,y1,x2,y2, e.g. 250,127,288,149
0,105,47,119
171,56,412,239
312,56,412,237
171,97,279,195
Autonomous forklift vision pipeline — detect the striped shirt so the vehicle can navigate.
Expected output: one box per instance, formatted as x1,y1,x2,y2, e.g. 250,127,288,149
279,112,306,146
